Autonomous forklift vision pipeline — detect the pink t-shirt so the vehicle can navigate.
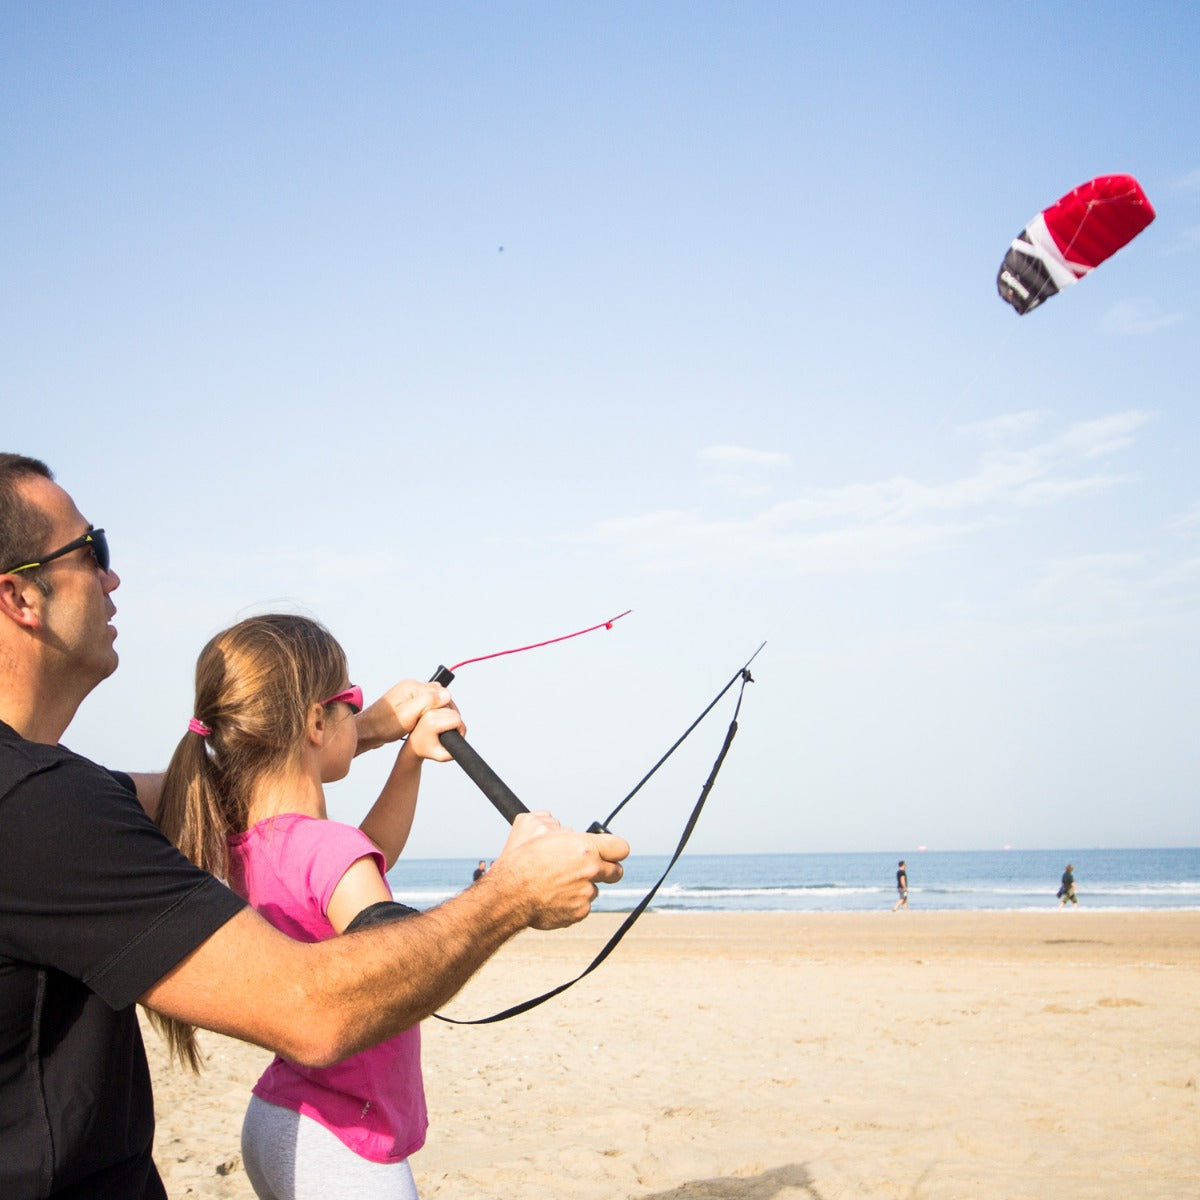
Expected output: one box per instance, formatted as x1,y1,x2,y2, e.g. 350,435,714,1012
227,814,427,1163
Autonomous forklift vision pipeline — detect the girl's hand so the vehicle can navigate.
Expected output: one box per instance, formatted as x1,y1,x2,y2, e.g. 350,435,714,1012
355,680,458,754
357,688,464,865
403,704,466,762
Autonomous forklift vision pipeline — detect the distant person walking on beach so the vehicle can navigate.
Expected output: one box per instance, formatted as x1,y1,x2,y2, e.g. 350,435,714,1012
473,859,487,882
152,614,462,1199
1058,863,1077,907
892,860,908,910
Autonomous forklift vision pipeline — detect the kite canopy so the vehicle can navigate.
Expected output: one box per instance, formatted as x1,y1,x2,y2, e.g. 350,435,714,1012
996,174,1155,315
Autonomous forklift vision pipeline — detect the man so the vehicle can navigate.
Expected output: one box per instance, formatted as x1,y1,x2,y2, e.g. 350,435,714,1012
0,454,628,1200
1058,863,1077,907
892,859,908,911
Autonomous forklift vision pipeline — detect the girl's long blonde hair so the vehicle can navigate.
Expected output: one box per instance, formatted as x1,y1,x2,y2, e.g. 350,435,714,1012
149,613,348,1070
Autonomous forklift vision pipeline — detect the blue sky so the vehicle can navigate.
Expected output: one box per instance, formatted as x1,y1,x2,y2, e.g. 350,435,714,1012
3,2,1198,857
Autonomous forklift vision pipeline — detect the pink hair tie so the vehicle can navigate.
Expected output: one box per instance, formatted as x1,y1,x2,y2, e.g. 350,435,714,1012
188,717,213,738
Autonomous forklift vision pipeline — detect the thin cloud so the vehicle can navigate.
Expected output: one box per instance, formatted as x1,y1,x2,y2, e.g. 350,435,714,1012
1102,300,1186,336
590,506,976,574
699,445,791,467
1015,474,1129,505
1172,225,1200,251
956,410,1048,442
1168,503,1200,532
589,411,1149,573
1056,410,1149,459
700,443,792,500
1025,549,1200,622
1173,168,1200,193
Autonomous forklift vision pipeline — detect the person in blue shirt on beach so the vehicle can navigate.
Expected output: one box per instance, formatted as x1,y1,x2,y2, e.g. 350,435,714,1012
0,453,629,1200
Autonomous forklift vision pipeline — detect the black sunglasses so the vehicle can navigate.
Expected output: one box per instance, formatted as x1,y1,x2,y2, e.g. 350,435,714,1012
2,527,111,576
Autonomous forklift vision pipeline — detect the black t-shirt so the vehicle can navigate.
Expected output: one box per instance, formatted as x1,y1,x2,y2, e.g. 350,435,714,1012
0,720,246,1199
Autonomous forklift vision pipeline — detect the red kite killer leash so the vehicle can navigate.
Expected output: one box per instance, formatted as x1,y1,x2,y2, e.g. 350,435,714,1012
427,609,634,827
348,614,762,1023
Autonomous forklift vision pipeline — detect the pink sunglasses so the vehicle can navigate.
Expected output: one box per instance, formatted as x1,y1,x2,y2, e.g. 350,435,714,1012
322,685,363,714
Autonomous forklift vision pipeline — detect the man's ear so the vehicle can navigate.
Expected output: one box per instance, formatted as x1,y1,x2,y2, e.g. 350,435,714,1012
0,574,45,631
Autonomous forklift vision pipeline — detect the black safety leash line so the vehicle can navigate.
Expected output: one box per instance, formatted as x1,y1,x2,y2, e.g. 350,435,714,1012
429,643,763,1024
592,641,766,834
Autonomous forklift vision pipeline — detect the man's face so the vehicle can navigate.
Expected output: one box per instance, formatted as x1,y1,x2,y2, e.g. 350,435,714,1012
17,474,121,689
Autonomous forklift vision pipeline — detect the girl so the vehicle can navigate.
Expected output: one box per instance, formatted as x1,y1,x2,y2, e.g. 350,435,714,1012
152,613,463,1200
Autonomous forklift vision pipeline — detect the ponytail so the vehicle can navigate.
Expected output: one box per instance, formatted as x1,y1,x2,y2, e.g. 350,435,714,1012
147,613,347,1071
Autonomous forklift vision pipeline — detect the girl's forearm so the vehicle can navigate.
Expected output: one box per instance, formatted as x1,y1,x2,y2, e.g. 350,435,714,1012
358,741,422,868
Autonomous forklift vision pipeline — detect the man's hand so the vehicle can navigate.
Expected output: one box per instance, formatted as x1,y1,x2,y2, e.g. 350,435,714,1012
484,811,629,930
355,680,459,754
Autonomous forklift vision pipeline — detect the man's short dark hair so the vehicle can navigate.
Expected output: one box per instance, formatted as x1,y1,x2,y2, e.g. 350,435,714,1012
0,454,55,581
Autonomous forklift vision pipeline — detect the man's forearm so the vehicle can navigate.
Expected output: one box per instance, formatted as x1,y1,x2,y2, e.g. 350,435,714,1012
142,863,531,1067
141,820,624,1068
308,868,531,1059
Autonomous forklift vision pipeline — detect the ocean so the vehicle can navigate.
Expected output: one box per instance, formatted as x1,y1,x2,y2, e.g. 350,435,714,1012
386,846,1200,915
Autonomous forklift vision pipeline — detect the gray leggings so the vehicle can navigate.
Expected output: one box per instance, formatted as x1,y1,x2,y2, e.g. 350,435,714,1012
241,1095,420,1200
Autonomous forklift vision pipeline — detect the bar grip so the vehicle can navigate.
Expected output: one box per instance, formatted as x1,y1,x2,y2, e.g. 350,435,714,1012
438,728,530,825
430,666,527,823
432,664,608,831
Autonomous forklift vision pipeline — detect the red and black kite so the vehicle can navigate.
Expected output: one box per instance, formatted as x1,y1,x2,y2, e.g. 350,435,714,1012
997,174,1155,315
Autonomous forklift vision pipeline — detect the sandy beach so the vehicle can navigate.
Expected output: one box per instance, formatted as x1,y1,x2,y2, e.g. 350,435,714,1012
145,910,1200,1199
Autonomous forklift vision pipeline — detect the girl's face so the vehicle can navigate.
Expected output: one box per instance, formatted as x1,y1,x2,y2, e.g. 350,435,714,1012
318,687,359,783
